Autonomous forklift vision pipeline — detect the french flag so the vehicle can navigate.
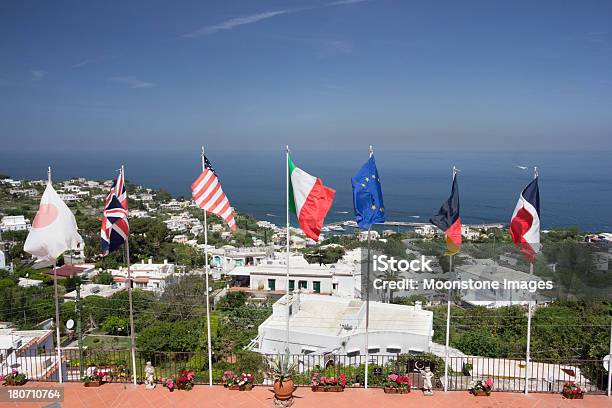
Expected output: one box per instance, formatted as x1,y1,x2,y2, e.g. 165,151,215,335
510,177,540,262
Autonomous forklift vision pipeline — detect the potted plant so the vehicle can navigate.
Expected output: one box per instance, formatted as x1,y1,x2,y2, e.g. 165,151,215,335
162,377,175,392
238,373,255,391
175,369,195,391
222,371,240,390
3,369,27,386
82,370,108,387
468,378,493,396
310,372,346,392
562,381,585,399
267,351,297,400
383,373,411,394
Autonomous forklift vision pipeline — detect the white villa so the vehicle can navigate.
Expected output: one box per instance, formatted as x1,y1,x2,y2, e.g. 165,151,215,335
110,259,176,294
210,246,274,272
254,294,434,357
0,215,30,232
455,259,547,308
229,252,360,298
63,283,124,301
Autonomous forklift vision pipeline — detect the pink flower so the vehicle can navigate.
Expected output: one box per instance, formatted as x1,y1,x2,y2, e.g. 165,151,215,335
388,374,398,382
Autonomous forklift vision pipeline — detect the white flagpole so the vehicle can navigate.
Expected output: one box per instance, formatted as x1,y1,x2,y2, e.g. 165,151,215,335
285,145,291,350
444,255,452,392
443,166,457,393
525,262,533,394
364,145,374,389
49,166,64,384
607,317,611,397
122,165,138,386
201,146,214,387
524,166,538,395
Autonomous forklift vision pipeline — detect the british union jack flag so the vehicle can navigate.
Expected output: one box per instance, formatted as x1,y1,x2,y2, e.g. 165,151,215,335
100,167,129,256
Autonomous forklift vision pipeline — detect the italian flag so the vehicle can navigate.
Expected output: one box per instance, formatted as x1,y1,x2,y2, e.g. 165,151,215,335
288,154,335,241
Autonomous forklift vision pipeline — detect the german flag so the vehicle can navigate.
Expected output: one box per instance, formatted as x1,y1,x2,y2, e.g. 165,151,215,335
430,173,461,256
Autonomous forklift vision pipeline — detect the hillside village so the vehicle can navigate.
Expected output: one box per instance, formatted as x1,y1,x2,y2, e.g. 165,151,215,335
0,174,611,391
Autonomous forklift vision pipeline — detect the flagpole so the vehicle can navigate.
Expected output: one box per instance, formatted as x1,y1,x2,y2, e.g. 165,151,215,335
444,166,456,393
46,167,64,384
525,262,533,394
364,145,374,389
607,317,611,397
364,224,371,389
524,166,537,395
444,254,452,392
285,145,291,350
52,260,63,383
122,165,138,386
201,146,214,387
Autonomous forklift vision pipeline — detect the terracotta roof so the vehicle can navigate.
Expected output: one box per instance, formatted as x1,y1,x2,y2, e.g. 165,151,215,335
47,265,87,277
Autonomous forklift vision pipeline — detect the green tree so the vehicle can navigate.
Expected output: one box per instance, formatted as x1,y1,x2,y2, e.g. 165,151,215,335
102,316,128,335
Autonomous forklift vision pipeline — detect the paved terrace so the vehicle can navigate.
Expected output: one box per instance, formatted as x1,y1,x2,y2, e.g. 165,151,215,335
0,383,610,408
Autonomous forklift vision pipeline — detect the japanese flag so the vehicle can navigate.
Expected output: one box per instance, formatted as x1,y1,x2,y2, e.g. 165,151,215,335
24,182,83,267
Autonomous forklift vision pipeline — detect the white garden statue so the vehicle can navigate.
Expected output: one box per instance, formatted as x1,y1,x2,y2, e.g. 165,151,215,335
145,361,156,389
421,366,434,396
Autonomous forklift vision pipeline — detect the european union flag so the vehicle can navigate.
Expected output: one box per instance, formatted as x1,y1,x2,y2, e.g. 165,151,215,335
351,155,386,229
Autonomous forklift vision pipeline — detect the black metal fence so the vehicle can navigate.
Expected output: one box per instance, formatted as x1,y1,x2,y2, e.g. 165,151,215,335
1,348,608,394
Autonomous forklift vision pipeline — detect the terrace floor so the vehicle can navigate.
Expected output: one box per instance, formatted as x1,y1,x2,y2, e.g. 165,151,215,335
1,383,610,408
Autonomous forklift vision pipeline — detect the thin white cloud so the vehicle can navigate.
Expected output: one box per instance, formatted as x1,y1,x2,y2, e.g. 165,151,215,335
184,10,290,37
108,76,155,89
31,70,47,80
328,0,370,5
72,55,117,69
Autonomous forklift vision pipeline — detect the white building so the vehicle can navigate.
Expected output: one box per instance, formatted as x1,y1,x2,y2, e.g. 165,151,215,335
111,259,176,294
0,250,5,269
0,215,30,232
0,329,65,381
63,284,124,301
358,230,380,241
18,277,44,288
58,193,79,202
456,259,547,308
414,224,438,237
211,246,273,272
230,253,360,298
255,294,433,356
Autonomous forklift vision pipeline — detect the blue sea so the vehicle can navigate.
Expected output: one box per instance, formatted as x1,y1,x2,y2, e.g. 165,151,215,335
1,149,611,232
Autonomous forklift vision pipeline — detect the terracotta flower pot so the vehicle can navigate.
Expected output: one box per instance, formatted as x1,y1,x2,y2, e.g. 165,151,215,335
563,391,584,399
472,390,490,396
228,385,240,390
312,385,344,392
84,381,102,387
273,378,294,400
383,387,410,394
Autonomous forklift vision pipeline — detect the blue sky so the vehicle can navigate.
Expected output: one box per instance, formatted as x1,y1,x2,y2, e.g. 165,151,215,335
1,0,611,151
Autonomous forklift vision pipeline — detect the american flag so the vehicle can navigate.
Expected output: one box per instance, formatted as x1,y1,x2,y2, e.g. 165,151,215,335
192,155,236,232
100,168,129,255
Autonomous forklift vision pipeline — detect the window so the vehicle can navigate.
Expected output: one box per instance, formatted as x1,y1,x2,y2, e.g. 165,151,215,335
386,347,402,354
313,281,321,293
332,283,338,290
268,279,276,291
298,280,307,290
288,280,295,291
368,348,380,354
